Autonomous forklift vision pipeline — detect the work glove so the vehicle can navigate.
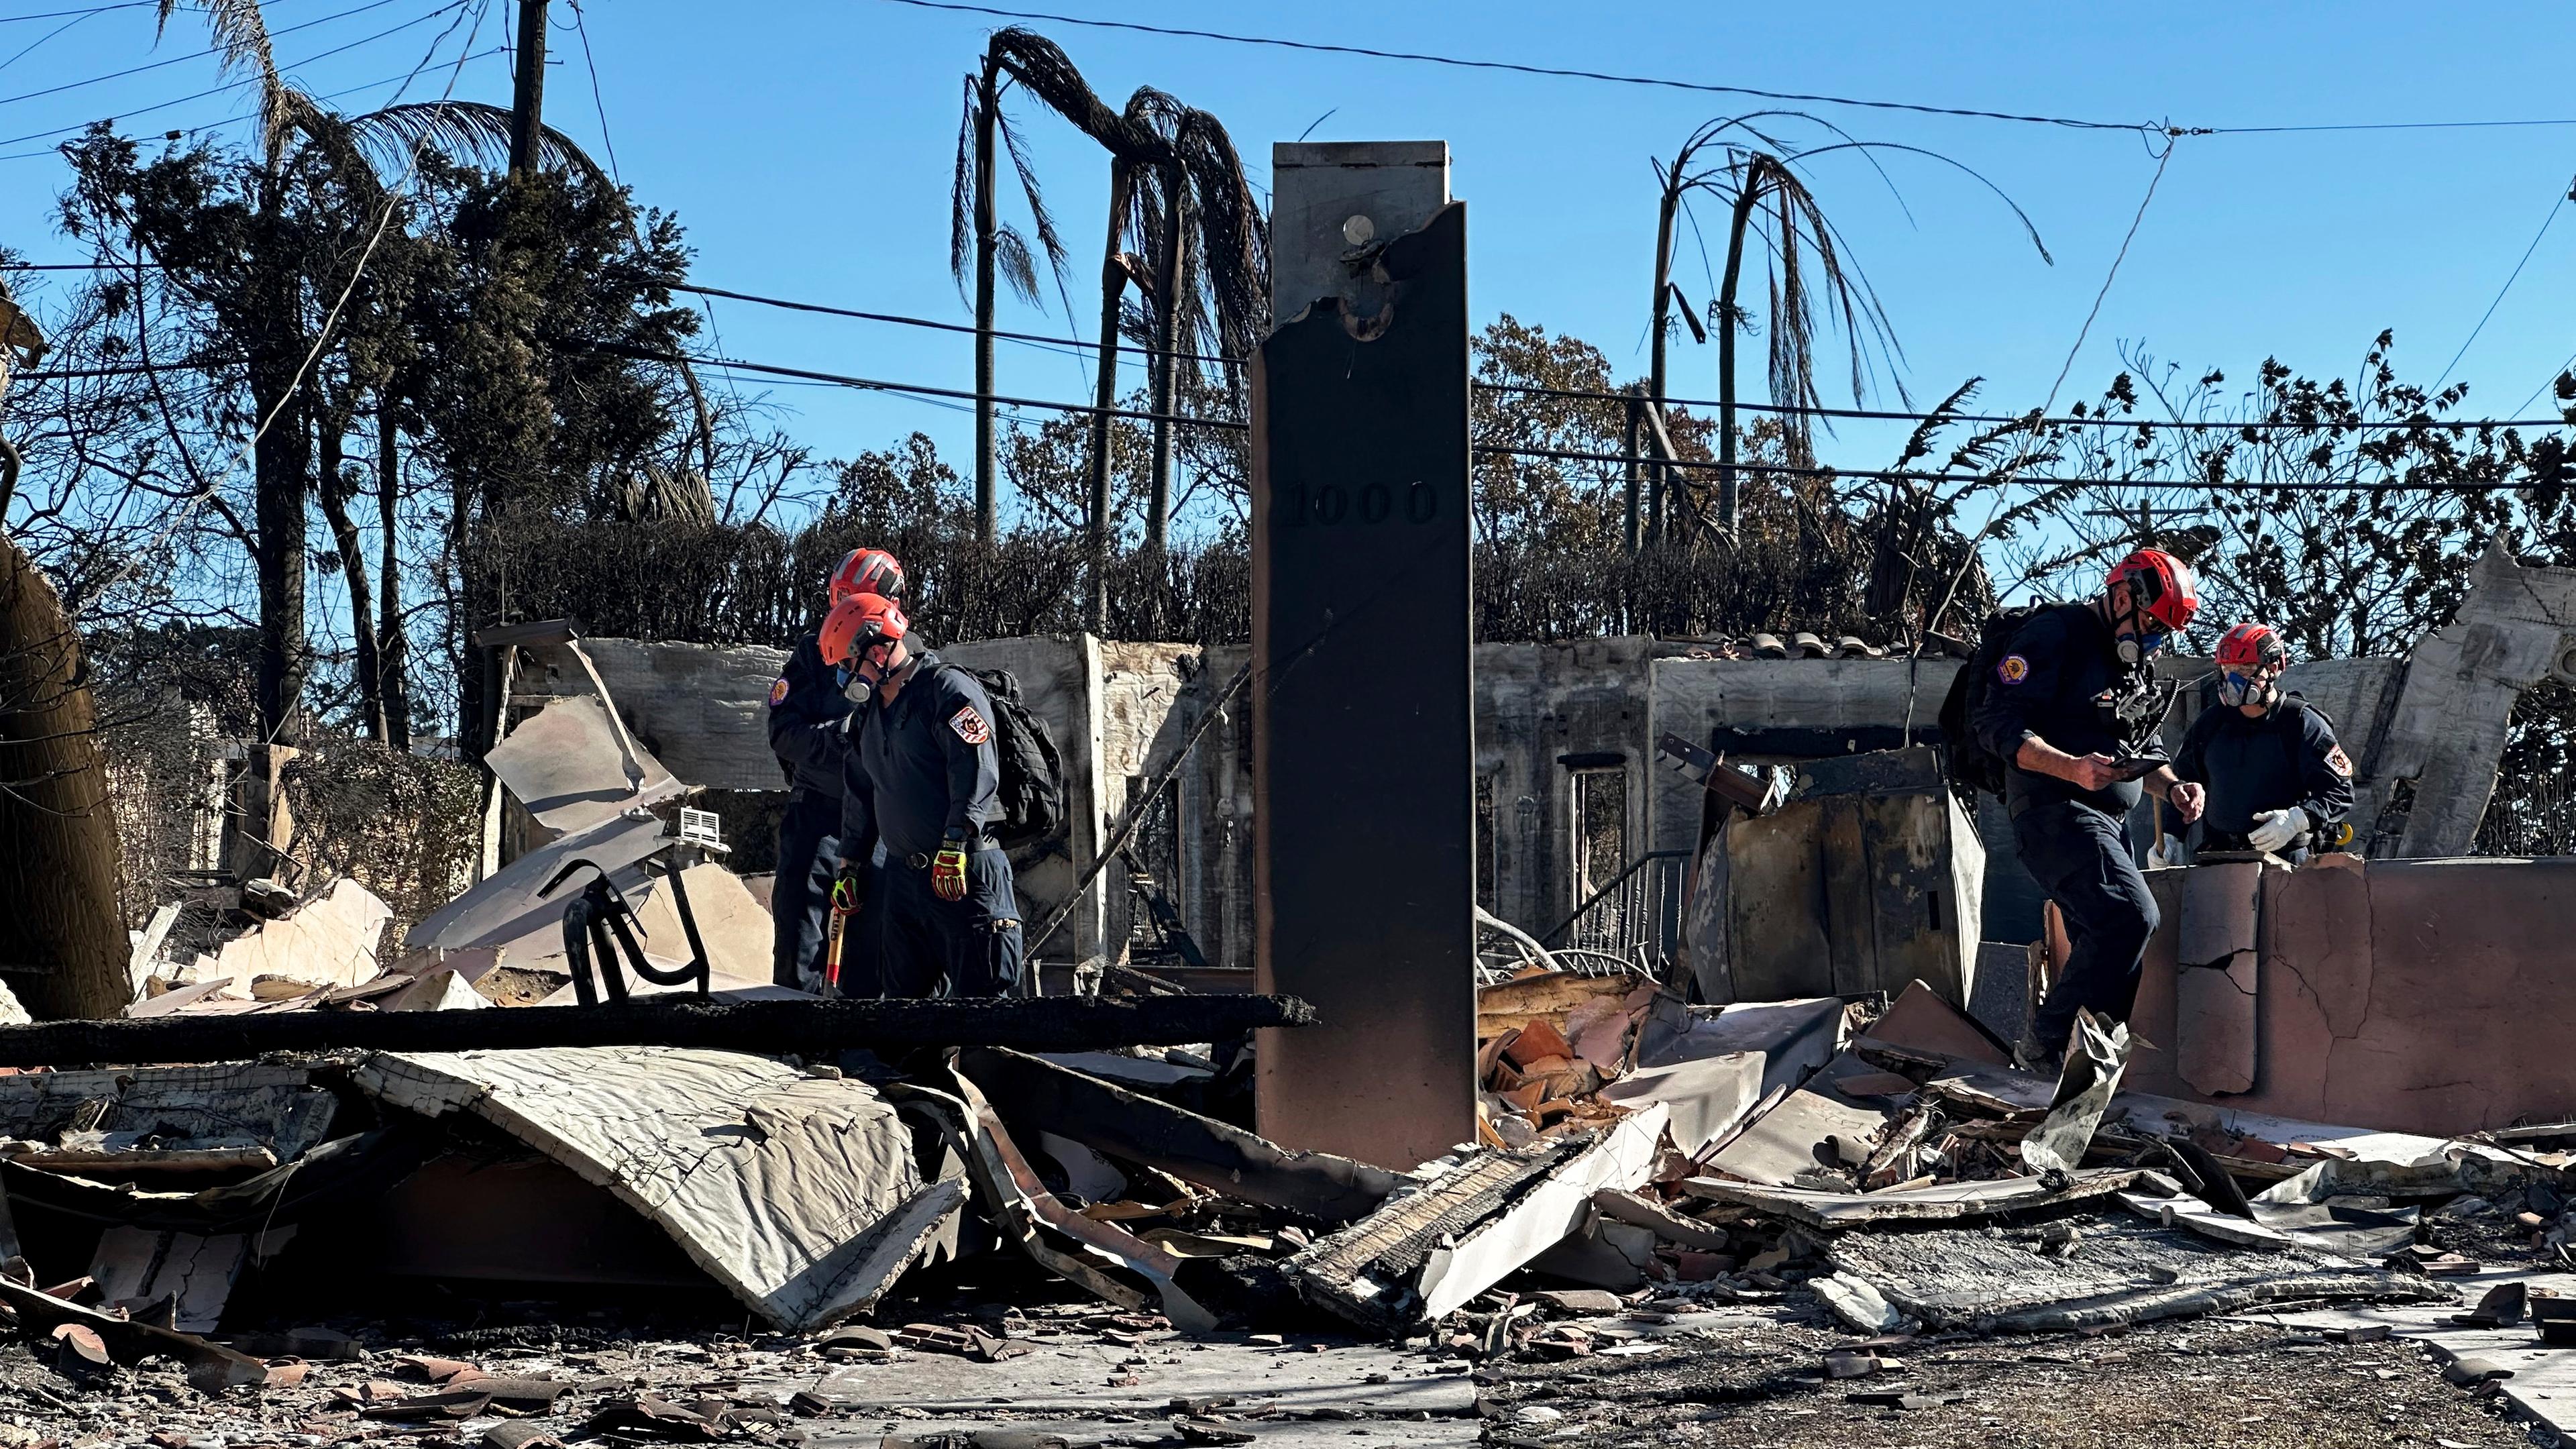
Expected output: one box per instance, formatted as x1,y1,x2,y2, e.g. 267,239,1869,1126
932,844,969,902
2247,806,2309,854
831,862,865,916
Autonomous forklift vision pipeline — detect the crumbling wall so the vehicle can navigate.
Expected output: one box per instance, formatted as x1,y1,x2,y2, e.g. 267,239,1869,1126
527,630,2450,981
1479,637,1656,934
2347,540,2576,857
2127,854,2576,1135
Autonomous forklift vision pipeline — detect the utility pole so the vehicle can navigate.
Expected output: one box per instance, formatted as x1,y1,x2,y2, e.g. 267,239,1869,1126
2083,498,2204,548
508,0,548,178
1621,386,1644,555
972,57,1001,543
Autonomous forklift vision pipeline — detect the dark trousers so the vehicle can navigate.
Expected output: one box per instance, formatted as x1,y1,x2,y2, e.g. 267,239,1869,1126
2015,798,2160,1051
771,788,842,990
852,847,1024,999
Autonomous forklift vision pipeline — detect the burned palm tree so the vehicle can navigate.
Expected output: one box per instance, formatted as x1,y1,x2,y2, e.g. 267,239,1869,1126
1649,117,2049,533
1140,106,1268,553
951,30,1269,598
951,29,1099,541
158,0,316,165
1080,92,1269,561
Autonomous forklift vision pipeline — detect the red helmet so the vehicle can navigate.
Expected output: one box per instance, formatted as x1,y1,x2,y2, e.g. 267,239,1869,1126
818,593,909,668
828,548,906,606
2104,548,2199,635
2216,621,2286,672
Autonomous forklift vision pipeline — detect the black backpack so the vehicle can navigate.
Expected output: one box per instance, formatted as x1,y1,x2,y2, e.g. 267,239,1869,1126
941,664,1067,852
1937,603,2045,801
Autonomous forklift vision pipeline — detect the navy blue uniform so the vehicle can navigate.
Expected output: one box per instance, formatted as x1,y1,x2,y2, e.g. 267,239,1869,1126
765,631,853,989
2174,695,2354,855
839,651,1024,998
1970,602,2163,1055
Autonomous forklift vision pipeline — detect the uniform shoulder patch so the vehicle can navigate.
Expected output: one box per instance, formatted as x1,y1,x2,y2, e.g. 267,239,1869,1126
2326,744,2353,778
949,704,991,745
1997,654,2031,684
767,676,791,707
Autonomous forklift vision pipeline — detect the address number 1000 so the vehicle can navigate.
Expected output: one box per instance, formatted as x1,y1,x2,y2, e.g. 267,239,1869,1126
1274,482,1440,526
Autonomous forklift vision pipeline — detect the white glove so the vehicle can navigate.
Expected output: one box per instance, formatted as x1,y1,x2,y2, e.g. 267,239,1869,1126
2248,806,2309,853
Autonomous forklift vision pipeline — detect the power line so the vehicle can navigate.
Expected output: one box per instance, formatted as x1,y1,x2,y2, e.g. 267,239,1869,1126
2436,174,2576,388
21,331,2559,495
653,282,2576,434
0,42,503,158
24,272,2576,434
2517,355,2576,417
876,0,2576,142
0,0,413,108
878,0,2160,135
0,3,162,25
582,339,2576,493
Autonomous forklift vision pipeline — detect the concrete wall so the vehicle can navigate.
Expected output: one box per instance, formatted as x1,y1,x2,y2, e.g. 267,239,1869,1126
2129,854,2576,1135
551,633,2425,977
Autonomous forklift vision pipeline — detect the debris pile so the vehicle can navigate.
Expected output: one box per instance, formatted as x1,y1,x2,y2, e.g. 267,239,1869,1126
2,618,2565,1449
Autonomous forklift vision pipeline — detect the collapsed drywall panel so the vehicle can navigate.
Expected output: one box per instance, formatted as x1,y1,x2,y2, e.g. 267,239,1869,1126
1288,1107,1667,1332
1701,1054,1891,1187
1415,1104,1666,1322
199,879,392,993
405,813,669,955
1599,1051,1762,1161
525,863,790,1003
352,1046,930,1330
484,694,686,841
1868,979,2009,1067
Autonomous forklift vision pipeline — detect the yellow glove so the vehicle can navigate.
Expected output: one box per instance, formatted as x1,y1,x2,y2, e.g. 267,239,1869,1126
932,845,968,902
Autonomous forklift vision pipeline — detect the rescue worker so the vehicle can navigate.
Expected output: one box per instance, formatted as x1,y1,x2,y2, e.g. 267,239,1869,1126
1972,547,2207,1073
2172,621,2354,863
765,548,905,989
820,592,1024,998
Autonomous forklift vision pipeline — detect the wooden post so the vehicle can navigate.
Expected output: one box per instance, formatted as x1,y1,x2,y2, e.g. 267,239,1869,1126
1622,388,1644,556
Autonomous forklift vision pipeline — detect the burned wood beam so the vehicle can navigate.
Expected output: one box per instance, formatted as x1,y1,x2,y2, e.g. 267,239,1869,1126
0,1275,268,1391
957,1046,1397,1225
0,994,1318,1070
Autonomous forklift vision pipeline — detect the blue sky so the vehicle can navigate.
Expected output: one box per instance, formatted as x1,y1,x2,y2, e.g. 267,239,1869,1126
10,0,2576,527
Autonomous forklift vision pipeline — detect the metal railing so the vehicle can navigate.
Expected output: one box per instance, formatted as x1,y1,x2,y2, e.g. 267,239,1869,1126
1541,849,1692,967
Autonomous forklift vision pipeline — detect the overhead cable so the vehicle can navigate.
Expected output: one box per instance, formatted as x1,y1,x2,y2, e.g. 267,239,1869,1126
0,0,414,108
874,0,2576,142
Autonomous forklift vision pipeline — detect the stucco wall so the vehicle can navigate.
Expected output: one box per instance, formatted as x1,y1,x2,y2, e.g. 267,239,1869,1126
2129,854,2576,1135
